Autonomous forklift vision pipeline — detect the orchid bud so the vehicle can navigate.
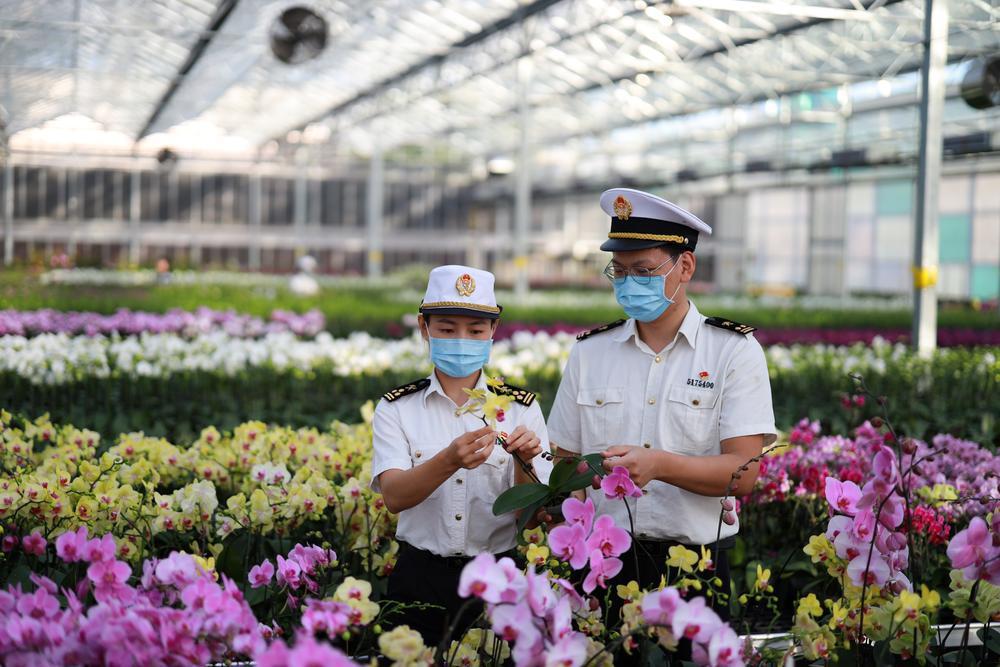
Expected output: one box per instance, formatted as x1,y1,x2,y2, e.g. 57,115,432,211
901,438,917,455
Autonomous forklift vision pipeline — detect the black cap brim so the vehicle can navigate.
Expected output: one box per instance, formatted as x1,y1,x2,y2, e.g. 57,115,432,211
419,306,502,320
601,238,690,252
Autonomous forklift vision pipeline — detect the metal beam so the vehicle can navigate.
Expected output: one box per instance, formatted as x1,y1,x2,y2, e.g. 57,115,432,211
270,0,566,143
912,0,949,356
3,157,12,265
366,143,384,278
402,0,908,151
674,0,878,21
135,0,240,140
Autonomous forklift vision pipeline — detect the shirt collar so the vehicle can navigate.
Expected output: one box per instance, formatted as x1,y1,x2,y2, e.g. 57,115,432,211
423,369,490,407
609,299,704,350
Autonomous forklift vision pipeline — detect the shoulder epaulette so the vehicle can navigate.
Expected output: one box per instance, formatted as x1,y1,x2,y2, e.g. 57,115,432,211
491,382,536,407
576,319,627,341
381,378,430,402
705,317,756,335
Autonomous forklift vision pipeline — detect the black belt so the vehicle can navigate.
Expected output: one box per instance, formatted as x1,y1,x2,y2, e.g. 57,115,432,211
633,535,736,555
397,541,517,569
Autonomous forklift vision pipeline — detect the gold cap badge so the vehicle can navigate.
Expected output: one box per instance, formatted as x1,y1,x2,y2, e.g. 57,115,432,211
455,273,476,297
613,195,632,221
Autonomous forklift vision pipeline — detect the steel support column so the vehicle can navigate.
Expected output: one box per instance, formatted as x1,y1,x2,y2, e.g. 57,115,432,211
912,0,949,356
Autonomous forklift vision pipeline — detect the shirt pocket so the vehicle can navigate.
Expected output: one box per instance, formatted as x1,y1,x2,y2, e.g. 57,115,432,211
667,386,720,454
409,441,450,499
576,386,625,449
477,444,513,497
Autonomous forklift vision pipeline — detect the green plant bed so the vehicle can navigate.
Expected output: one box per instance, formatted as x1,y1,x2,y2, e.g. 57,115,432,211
2,352,995,445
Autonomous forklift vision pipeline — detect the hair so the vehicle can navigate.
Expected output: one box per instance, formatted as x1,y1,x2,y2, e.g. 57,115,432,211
656,245,684,261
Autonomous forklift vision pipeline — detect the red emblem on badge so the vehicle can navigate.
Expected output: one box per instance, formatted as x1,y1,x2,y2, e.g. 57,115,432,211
699,371,709,379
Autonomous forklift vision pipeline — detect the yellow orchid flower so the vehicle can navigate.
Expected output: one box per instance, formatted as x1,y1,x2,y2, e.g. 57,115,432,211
666,545,699,573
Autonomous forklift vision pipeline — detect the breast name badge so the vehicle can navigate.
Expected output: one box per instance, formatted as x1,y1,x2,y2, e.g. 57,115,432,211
686,370,714,389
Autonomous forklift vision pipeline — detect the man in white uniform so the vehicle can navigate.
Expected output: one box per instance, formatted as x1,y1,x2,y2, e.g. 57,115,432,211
547,189,776,623
371,265,553,648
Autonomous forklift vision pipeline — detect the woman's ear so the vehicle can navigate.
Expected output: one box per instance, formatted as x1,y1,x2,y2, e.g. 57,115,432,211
417,314,430,341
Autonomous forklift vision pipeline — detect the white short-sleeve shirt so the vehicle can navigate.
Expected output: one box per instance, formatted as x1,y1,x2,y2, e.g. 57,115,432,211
371,371,553,557
546,300,776,546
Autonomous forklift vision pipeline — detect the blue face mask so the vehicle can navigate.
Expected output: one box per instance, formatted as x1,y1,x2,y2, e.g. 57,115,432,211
613,259,681,322
428,336,493,378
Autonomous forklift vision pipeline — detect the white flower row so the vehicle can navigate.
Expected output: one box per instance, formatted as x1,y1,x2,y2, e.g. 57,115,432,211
0,329,962,387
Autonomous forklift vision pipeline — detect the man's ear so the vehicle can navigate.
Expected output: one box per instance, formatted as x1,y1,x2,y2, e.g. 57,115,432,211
680,251,696,282
417,314,430,341
490,319,500,337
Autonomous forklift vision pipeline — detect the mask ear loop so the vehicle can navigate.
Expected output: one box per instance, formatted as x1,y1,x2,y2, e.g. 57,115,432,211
662,256,683,302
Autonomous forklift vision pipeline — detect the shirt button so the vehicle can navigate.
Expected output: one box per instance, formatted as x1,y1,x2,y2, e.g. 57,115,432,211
414,451,422,459
654,356,662,363
642,489,649,495
692,398,700,406
499,458,507,465
456,478,464,485
647,398,656,405
643,442,651,449
639,532,648,538
595,399,604,406
455,513,463,521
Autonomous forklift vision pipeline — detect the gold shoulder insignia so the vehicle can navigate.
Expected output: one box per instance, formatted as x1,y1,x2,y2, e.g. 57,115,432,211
576,319,627,341
381,378,431,402
491,381,537,407
705,316,756,335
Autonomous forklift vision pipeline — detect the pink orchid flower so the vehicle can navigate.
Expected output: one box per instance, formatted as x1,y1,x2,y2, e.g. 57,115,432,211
497,556,529,604
825,515,853,543
701,625,745,667
582,550,622,594
641,587,683,626
846,551,891,587
490,601,539,643
947,517,1000,582
87,559,135,604
872,446,900,487
671,596,722,644
300,599,352,637
458,552,509,604
525,568,557,616
544,633,588,667
84,533,117,563
824,477,861,516
275,555,302,589
561,496,595,534
601,466,643,500
55,526,90,563
255,633,356,667
249,560,275,589
585,514,632,559
21,532,46,557
548,523,590,570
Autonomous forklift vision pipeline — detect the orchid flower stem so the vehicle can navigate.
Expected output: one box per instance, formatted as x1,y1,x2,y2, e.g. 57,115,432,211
477,415,541,485
622,498,641,579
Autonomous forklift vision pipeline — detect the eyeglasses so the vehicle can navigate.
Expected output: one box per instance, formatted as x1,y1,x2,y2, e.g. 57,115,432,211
602,256,675,285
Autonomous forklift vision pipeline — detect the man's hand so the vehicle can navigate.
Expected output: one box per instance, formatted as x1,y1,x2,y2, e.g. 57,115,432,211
443,425,496,472
503,425,542,461
599,445,663,488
